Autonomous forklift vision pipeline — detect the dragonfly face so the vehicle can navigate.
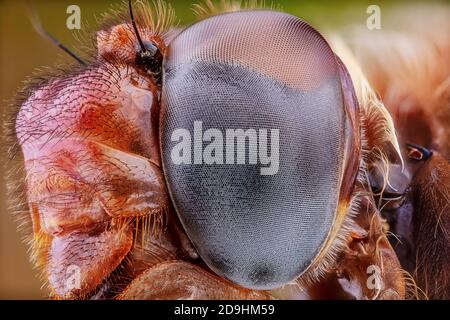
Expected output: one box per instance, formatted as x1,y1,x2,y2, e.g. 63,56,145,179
5,1,408,299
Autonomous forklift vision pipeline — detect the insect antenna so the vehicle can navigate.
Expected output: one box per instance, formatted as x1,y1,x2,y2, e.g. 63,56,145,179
27,1,86,65
128,0,148,54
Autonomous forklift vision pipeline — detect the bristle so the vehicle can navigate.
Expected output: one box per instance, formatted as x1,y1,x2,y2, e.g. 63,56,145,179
192,0,281,20
91,0,178,64
331,36,403,169
402,269,428,300
129,206,167,249
134,0,177,37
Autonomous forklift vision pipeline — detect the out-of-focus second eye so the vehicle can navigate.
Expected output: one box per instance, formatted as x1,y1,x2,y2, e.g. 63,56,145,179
406,143,432,161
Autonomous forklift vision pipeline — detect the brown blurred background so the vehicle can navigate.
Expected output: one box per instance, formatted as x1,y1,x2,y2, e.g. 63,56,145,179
0,0,446,299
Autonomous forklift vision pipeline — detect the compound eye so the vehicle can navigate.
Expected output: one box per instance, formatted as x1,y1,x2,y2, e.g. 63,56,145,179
160,10,359,289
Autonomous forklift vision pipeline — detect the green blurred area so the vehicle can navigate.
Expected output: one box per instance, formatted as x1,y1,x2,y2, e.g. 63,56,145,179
0,0,446,299
0,0,438,104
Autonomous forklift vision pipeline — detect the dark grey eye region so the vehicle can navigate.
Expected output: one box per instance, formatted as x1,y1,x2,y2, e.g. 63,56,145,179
160,11,348,289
